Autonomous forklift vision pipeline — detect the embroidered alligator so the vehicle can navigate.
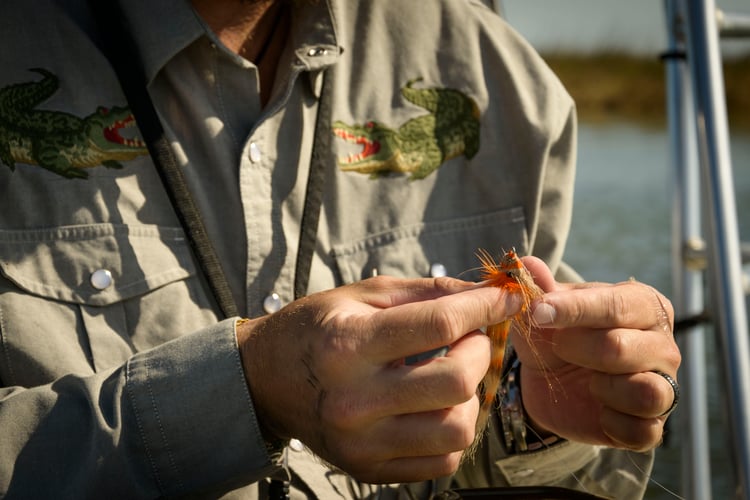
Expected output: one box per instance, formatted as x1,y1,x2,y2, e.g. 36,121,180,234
0,68,148,179
333,78,480,180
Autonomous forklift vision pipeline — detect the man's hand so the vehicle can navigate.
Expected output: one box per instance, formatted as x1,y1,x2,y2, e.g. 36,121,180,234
518,257,681,451
236,276,521,483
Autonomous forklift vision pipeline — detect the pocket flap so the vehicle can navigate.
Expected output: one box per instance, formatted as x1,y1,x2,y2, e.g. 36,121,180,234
332,207,528,283
0,224,195,306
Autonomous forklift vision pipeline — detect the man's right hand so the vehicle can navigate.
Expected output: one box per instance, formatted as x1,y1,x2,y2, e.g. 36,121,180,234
236,275,521,484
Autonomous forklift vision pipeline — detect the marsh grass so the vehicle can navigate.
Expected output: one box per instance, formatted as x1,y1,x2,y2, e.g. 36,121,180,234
543,52,750,130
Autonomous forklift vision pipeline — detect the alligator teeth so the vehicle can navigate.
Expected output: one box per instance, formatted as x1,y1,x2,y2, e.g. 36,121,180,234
122,138,145,147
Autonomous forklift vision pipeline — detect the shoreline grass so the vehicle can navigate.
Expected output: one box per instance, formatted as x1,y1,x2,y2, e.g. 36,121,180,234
540,52,750,131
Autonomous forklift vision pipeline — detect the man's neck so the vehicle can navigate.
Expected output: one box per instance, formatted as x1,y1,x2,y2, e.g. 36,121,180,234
191,0,290,106
191,0,280,59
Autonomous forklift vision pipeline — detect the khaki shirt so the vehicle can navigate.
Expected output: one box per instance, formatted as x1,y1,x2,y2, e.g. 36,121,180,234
0,0,652,498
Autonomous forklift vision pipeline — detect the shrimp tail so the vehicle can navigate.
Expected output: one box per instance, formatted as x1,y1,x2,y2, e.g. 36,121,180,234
465,319,511,460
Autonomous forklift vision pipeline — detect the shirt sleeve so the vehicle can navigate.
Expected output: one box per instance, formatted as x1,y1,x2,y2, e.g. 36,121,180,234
0,318,279,498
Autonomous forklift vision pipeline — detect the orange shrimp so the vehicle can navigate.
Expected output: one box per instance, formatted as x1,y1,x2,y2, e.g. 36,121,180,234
467,248,545,457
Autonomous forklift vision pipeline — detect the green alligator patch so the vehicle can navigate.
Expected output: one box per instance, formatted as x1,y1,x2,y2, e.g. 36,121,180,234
333,78,480,180
0,68,148,179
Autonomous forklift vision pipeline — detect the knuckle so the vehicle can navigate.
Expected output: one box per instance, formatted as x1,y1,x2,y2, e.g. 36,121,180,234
563,297,587,325
657,291,675,319
664,343,682,370
439,407,477,451
446,452,464,474
609,415,663,451
599,329,629,365
329,439,373,476
444,365,478,403
457,421,477,450
428,308,462,345
433,275,463,293
640,376,669,415
363,274,396,288
433,453,463,478
455,400,482,450
609,288,630,323
321,392,369,433
631,421,664,451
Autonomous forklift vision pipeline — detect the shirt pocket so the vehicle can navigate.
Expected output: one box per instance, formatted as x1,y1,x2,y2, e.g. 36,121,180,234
332,206,529,283
0,223,216,386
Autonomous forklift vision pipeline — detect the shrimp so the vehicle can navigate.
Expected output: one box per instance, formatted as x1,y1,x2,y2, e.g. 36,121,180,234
466,248,545,457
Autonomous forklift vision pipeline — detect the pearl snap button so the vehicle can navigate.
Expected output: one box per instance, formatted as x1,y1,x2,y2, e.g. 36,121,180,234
289,438,305,452
307,47,328,57
430,262,447,278
90,269,113,290
249,142,262,163
263,292,282,314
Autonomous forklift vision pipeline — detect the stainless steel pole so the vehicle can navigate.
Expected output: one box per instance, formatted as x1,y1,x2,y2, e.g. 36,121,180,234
717,9,750,38
684,0,750,498
664,2,713,497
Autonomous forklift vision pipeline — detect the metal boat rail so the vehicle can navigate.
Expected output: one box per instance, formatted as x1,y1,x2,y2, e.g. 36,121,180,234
664,1,750,498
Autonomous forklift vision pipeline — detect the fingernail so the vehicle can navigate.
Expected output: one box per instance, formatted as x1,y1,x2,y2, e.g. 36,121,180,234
533,302,556,326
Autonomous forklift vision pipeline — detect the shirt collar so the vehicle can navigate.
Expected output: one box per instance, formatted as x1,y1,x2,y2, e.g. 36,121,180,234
114,0,204,86
115,0,340,94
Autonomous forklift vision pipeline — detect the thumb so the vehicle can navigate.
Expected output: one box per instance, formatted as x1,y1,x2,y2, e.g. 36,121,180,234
520,256,557,292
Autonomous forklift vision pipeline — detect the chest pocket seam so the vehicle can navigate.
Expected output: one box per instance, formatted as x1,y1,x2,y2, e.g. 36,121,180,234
0,223,196,306
331,206,528,284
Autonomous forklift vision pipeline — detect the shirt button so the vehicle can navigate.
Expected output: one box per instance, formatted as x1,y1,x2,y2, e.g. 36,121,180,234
263,292,282,314
289,438,305,452
249,142,262,163
514,468,535,478
430,262,447,278
307,47,328,57
90,269,113,290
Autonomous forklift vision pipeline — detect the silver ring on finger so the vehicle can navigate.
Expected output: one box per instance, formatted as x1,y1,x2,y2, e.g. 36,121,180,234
652,370,680,416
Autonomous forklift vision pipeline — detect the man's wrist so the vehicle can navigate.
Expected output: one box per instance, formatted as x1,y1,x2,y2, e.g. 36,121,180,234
235,317,289,459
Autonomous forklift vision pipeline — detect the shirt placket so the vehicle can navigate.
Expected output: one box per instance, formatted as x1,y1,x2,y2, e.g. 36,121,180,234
240,47,338,317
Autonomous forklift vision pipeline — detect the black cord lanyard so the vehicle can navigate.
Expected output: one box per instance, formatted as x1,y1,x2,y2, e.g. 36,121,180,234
89,2,331,318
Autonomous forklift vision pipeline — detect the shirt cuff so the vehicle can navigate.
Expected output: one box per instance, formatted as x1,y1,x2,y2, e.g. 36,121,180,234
123,318,277,496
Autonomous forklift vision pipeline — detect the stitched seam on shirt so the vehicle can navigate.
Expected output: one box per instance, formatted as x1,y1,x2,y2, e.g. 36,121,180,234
10,268,190,302
0,304,17,385
125,360,166,494
0,223,184,243
143,365,184,492
332,207,526,257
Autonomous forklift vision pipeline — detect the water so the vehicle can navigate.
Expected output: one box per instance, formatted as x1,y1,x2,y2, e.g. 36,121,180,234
566,122,750,499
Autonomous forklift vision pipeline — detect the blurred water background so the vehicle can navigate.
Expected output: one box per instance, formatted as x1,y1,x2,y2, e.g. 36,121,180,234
499,1,750,498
